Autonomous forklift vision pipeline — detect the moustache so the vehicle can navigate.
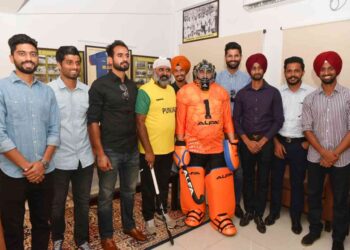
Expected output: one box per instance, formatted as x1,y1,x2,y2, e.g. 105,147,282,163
22,61,35,65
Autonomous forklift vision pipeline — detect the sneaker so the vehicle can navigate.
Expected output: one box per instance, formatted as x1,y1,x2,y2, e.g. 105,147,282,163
53,239,63,250
145,219,156,235
155,212,177,228
78,241,91,250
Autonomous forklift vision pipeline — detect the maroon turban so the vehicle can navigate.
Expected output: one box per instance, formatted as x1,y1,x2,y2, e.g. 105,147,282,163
171,55,191,74
313,51,342,77
246,53,268,74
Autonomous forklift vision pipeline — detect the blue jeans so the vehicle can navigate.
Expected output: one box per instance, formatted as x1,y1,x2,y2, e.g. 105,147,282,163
97,148,139,239
51,164,93,246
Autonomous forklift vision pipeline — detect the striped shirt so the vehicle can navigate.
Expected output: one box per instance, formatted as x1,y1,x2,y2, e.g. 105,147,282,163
302,83,350,167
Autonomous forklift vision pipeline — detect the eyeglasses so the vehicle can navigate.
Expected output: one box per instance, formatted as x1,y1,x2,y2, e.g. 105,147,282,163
120,83,129,101
230,89,236,102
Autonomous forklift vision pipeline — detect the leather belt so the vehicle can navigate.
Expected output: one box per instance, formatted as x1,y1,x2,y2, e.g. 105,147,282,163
248,134,263,141
278,134,306,144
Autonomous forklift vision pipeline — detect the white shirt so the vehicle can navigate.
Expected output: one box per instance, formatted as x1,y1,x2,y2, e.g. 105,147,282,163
49,77,94,170
278,83,315,138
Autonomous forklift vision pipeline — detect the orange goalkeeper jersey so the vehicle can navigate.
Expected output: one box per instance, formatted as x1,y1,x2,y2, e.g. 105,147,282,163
176,82,234,154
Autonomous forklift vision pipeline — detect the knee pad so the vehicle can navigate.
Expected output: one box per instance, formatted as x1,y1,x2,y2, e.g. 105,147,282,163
206,167,236,236
179,166,206,227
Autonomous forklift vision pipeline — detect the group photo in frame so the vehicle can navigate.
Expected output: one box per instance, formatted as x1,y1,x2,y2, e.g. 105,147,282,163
183,0,219,43
85,45,132,85
35,48,85,83
131,55,158,86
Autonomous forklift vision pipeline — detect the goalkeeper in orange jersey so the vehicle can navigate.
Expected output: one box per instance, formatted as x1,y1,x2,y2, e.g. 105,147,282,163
174,59,239,236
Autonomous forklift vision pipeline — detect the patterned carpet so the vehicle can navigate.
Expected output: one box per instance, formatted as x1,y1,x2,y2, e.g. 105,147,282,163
24,193,207,250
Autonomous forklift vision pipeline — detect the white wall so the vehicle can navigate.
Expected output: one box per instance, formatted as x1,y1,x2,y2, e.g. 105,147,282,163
173,0,350,85
0,0,174,77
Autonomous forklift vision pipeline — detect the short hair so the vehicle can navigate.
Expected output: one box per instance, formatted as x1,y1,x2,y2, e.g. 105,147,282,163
56,46,81,63
284,56,305,71
224,42,242,55
8,34,38,55
106,40,128,57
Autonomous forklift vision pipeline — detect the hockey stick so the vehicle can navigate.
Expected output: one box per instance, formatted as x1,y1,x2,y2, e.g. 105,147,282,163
150,167,174,245
181,164,205,204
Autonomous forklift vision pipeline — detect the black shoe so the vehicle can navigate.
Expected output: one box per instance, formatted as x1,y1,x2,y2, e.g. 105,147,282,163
291,219,302,234
264,213,280,226
301,233,320,246
332,241,344,250
239,212,254,227
254,216,266,234
235,205,244,218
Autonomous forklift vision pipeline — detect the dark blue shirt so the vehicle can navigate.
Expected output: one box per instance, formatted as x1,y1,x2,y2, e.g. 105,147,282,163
233,80,284,140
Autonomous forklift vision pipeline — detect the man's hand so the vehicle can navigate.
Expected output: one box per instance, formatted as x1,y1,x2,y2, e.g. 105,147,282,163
97,154,112,172
245,139,261,154
301,141,309,150
23,161,45,183
257,137,269,150
320,158,333,168
320,149,339,165
274,139,286,159
145,152,155,168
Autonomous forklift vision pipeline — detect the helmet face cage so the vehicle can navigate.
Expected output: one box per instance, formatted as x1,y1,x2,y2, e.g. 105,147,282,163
193,60,216,90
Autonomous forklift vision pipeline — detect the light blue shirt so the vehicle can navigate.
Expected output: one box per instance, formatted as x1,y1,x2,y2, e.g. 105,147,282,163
216,69,251,112
49,77,94,170
0,72,60,178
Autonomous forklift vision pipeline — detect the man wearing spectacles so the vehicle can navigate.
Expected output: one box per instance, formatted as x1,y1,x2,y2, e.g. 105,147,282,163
88,40,146,250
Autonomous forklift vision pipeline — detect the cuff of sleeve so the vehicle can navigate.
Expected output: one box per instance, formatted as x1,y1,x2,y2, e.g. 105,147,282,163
302,125,312,132
0,139,16,153
47,136,60,146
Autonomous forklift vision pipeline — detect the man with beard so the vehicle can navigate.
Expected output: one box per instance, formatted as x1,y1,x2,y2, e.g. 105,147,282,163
301,51,350,250
0,34,60,249
136,57,177,235
170,55,191,93
49,46,94,250
233,53,284,234
88,40,146,250
265,57,314,234
216,42,250,218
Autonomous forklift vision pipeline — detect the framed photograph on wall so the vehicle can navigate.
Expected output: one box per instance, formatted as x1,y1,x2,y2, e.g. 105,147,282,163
34,48,85,83
183,0,219,43
131,55,158,86
85,45,132,85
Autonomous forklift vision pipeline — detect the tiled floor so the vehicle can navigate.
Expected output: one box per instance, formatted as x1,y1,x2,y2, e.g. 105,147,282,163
155,207,349,250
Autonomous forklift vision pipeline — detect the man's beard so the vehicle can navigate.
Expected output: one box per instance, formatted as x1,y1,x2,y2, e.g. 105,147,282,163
154,74,172,87
251,73,263,81
15,60,38,74
226,60,240,70
286,76,302,86
113,61,129,72
175,74,185,83
321,75,337,85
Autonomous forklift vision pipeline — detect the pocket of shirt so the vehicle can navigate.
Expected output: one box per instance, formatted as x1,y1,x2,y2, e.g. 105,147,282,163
7,99,27,122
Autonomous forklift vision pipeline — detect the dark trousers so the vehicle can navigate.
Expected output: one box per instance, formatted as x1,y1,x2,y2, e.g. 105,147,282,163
240,140,273,217
51,163,93,246
307,162,350,242
139,153,173,221
270,141,308,219
0,170,54,250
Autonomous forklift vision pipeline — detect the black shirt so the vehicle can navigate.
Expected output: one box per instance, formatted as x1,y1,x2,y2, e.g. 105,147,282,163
87,72,138,153
170,82,180,93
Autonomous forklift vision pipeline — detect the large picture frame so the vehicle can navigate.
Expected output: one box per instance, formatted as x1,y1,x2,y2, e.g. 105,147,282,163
131,55,158,86
183,0,219,43
85,45,132,85
34,48,85,83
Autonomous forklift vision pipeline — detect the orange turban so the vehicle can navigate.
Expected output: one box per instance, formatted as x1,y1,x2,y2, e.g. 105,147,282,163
171,55,191,74
313,51,342,77
246,53,268,75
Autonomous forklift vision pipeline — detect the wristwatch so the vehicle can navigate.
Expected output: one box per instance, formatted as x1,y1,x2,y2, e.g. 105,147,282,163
40,159,49,169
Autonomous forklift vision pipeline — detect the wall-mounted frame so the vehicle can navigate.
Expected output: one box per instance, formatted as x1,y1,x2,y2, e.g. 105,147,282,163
131,55,158,86
34,48,85,83
183,0,219,43
85,45,132,85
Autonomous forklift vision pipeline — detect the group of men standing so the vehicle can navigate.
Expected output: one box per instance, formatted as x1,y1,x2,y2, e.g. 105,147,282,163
0,33,349,250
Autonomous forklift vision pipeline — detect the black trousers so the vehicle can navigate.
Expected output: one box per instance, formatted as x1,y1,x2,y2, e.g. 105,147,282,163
0,170,54,250
240,140,273,217
307,162,350,242
139,153,173,221
270,140,308,219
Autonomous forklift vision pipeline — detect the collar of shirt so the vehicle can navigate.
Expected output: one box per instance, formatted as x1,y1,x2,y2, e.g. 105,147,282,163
9,71,40,86
56,76,86,91
281,82,310,92
223,69,241,78
247,80,269,91
106,71,130,84
317,83,341,95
